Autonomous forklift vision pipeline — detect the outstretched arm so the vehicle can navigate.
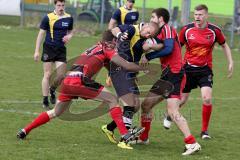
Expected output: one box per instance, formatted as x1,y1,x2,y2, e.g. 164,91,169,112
111,55,146,72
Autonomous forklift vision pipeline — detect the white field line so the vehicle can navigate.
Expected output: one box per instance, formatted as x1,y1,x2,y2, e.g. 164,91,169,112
0,97,239,116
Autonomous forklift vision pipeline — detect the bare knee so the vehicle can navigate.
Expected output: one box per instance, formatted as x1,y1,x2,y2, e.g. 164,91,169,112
141,99,153,113
202,96,212,105
104,94,118,108
43,71,51,80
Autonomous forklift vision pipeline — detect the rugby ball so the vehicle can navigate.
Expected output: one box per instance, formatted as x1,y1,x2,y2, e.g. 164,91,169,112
144,38,157,52
144,38,157,45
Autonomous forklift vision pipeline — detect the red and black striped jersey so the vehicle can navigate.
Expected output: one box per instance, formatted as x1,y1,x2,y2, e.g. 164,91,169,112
179,22,225,68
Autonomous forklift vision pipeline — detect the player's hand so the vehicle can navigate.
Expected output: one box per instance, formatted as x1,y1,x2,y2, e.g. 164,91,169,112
62,34,73,44
34,52,40,62
117,32,128,41
140,55,149,68
227,62,234,78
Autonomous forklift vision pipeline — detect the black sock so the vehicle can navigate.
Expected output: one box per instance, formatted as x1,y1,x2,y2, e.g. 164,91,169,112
166,115,172,121
107,120,117,131
43,96,48,101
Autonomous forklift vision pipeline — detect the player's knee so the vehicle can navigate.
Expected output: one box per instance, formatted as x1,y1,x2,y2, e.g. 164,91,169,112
141,100,152,113
47,109,57,119
202,96,212,105
43,71,51,79
104,94,118,106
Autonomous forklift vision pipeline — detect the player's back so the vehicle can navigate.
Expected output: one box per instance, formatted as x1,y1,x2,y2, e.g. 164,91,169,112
71,43,116,78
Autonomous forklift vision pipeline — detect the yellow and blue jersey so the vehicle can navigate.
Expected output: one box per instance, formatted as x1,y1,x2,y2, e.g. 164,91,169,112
40,11,73,47
118,23,145,63
112,6,139,26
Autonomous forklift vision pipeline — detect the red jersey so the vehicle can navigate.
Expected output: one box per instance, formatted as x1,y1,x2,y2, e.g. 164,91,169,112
179,22,225,68
156,24,182,73
72,43,117,78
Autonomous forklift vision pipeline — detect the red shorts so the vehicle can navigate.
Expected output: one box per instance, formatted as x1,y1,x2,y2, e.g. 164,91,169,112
58,76,104,102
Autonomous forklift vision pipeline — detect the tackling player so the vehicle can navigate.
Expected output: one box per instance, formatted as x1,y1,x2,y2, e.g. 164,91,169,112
133,8,201,155
17,30,146,149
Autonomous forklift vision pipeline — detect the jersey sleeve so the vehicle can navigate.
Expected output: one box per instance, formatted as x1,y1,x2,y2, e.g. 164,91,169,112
215,28,225,45
40,15,49,30
112,9,121,22
179,26,187,46
118,24,135,39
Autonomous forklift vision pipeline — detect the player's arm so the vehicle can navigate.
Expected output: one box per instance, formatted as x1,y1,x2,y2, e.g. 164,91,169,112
221,42,234,78
108,18,118,29
111,54,146,72
63,17,74,44
34,29,46,62
145,38,174,60
108,9,120,29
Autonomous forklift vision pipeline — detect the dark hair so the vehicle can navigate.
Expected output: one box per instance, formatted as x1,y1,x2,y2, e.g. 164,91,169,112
194,4,208,13
152,8,170,23
54,0,65,4
102,30,115,42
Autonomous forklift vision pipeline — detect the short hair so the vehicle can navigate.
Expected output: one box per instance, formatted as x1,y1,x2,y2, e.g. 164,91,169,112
148,22,160,36
102,30,115,42
54,0,65,4
194,4,208,13
152,8,170,23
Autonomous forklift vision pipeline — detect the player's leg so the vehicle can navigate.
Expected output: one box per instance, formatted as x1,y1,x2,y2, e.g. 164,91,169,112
138,92,163,143
49,61,67,105
105,69,140,132
163,92,190,129
95,87,143,149
42,62,53,108
200,86,212,139
17,100,72,139
167,98,201,155
198,66,213,139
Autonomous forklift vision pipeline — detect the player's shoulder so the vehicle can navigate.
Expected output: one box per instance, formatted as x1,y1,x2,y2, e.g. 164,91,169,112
207,22,222,32
183,22,195,30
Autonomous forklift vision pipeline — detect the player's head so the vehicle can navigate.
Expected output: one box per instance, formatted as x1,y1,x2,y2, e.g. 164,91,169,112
54,0,65,15
194,4,208,27
140,22,159,39
125,0,135,10
150,8,170,27
101,30,117,49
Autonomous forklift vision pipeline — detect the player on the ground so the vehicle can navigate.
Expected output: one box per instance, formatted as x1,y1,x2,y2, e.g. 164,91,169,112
101,22,160,143
163,4,234,139
131,8,201,155
17,30,146,149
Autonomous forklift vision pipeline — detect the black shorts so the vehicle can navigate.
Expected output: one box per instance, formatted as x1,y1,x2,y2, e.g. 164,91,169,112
41,43,67,63
110,66,139,97
150,68,185,99
183,64,213,93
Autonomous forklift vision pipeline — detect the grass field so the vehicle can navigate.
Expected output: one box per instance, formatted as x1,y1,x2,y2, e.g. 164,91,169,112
76,0,234,15
0,26,240,160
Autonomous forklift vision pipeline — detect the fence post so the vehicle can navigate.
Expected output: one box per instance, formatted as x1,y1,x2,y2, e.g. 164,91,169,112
100,0,105,30
181,0,191,25
20,0,25,27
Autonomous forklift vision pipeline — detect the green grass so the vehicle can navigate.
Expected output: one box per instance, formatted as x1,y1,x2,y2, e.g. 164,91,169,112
74,0,234,16
0,26,240,160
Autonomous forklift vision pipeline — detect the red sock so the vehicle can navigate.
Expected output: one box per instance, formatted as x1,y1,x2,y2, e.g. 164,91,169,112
202,104,212,132
24,112,50,134
139,113,153,141
184,135,196,144
109,107,128,135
